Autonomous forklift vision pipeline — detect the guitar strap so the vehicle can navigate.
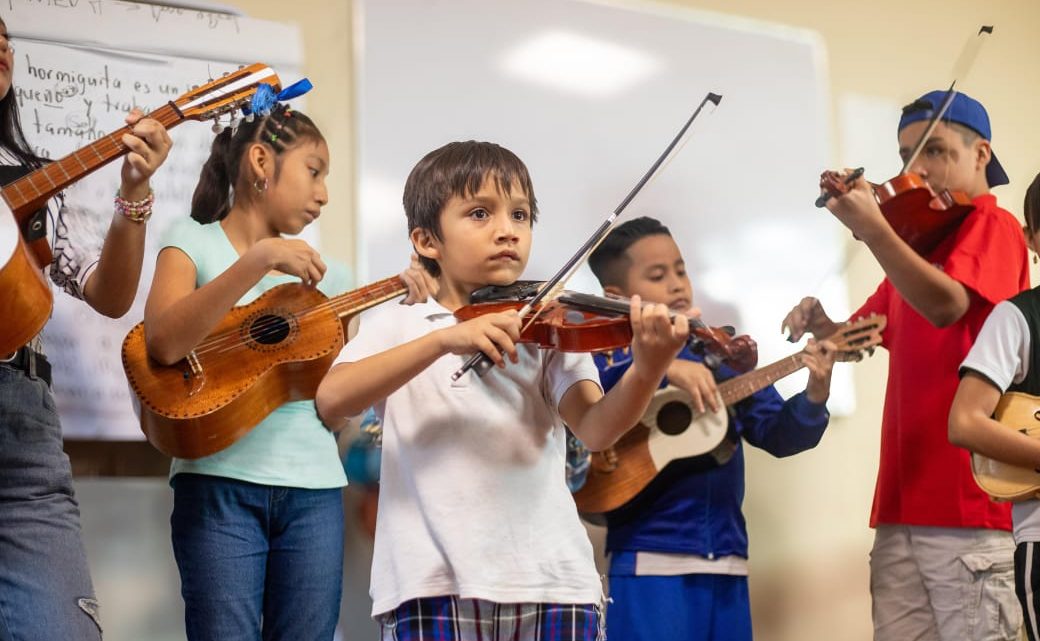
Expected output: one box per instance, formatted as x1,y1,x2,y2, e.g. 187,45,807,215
0,164,47,244
1007,287,1040,396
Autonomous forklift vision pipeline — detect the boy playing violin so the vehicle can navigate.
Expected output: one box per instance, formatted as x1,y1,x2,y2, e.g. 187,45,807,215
315,140,689,640
783,91,1028,640
584,216,836,641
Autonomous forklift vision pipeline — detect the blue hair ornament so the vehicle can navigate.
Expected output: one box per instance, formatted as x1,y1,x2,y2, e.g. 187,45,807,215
244,78,313,116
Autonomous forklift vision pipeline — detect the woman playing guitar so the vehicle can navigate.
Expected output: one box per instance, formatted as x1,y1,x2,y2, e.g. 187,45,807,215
0,15,173,641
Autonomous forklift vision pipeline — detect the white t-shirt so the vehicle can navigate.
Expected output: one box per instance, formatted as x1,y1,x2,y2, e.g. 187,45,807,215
960,299,1040,544
335,298,604,616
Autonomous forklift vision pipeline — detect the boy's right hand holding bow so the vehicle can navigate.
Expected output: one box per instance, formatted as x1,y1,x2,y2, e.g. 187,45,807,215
436,309,522,369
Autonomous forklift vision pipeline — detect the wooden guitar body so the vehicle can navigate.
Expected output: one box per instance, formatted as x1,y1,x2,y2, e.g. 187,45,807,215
0,206,51,354
972,391,1040,501
574,389,731,515
122,283,344,459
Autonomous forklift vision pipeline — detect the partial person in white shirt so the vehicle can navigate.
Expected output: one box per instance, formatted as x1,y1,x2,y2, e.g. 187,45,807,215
950,171,1040,641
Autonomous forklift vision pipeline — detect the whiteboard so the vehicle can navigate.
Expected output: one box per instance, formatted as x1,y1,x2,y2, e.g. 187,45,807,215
8,0,305,438
356,0,854,412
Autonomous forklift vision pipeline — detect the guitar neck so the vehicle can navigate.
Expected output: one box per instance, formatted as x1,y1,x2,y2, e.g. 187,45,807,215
329,276,407,318
717,353,805,406
3,103,183,222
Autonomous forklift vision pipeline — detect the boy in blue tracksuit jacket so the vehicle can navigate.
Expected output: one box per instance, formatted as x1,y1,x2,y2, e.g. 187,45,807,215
585,217,836,641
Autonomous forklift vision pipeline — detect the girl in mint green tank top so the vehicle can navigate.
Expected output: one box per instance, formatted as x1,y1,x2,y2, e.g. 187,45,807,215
144,103,351,641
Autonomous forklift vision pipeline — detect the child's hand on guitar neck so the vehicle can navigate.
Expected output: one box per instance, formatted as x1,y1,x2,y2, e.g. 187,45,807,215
399,253,439,305
802,338,837,404
248,237,327,285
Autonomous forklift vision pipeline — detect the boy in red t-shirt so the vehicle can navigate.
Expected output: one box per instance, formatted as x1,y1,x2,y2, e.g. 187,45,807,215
783,91,1028,640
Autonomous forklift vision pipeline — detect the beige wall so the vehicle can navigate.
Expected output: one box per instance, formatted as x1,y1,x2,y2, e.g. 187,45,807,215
223,2,1040,640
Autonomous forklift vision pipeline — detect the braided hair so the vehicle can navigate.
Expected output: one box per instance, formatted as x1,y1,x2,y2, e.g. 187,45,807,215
190,104,323,223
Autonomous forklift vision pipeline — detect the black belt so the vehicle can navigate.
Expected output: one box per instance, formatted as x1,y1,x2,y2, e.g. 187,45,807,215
1,346,52,387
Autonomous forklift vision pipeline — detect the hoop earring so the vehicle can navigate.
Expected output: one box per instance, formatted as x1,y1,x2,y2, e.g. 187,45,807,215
253,177,268,194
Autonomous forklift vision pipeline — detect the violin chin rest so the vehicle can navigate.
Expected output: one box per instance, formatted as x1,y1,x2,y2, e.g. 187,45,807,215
469,280,545,304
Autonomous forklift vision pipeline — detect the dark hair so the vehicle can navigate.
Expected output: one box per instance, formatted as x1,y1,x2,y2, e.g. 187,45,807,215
1026,172,1040,235
402,140,537,277
190,104,323,223
588,216,672,288
0,16,47,169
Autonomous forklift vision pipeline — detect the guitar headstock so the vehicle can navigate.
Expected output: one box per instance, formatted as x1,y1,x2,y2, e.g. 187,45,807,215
828,313,887,362
173,63,281,123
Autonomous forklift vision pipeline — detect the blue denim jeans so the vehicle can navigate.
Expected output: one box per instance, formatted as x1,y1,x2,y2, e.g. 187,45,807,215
170,473,344,641
0,365,102,641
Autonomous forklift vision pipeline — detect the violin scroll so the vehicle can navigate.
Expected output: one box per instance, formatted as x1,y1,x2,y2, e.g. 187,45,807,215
816,167,865,208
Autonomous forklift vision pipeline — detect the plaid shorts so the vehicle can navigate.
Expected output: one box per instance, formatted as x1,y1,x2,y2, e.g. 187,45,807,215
379,596,603,641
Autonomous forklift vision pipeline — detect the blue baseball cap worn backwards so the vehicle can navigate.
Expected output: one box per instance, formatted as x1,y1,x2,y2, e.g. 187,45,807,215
898,89,1009,187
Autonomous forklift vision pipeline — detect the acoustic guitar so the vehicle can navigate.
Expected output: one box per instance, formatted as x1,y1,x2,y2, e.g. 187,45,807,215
573,314,886,516
971,392,1040,501
0,63,281,355
122,277,406,459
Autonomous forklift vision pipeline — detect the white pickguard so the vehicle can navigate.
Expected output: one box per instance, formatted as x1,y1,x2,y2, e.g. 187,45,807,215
642,385,729,472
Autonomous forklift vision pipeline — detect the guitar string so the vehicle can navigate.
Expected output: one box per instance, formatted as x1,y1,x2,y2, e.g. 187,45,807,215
190,282,403,356
187,280,405,357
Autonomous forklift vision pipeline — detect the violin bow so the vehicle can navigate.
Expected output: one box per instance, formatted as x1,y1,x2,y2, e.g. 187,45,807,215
802,25,993,307
900,26,993,175
452,91,723,381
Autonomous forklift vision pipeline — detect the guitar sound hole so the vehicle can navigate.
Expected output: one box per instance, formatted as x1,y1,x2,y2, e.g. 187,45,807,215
657,401,693,436
249,314,291,345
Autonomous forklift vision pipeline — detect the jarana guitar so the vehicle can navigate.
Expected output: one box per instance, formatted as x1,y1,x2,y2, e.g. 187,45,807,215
0,63,281,355
122,277,407,459
971,391,1040,501
573,314,886,516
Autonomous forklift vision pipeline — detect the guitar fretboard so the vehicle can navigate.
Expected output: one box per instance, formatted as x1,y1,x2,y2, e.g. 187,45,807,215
329,276,407,317
3,104,182,221
717,353,805,406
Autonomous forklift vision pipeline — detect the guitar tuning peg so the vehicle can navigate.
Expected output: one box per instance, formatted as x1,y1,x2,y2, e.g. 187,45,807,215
245,113,255,123
222,71,229,77
212,119,224,134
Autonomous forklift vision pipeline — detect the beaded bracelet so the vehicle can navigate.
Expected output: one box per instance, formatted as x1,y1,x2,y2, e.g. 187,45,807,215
114,188,154,223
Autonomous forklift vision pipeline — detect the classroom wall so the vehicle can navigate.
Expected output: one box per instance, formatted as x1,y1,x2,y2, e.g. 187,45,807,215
77,1,1039,640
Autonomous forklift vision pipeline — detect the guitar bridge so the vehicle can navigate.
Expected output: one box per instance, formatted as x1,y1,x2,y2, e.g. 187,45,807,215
182,351,206,397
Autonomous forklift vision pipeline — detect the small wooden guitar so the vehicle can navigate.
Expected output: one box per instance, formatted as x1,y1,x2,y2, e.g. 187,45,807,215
573,314,886,516
122,277,406,459
971,392,1040,501
0,63,281,355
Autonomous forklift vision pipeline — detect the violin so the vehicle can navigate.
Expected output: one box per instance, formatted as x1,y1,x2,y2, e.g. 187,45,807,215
456,285,758,373
815,27,994,257
818,168,974,256
452,92,724,381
